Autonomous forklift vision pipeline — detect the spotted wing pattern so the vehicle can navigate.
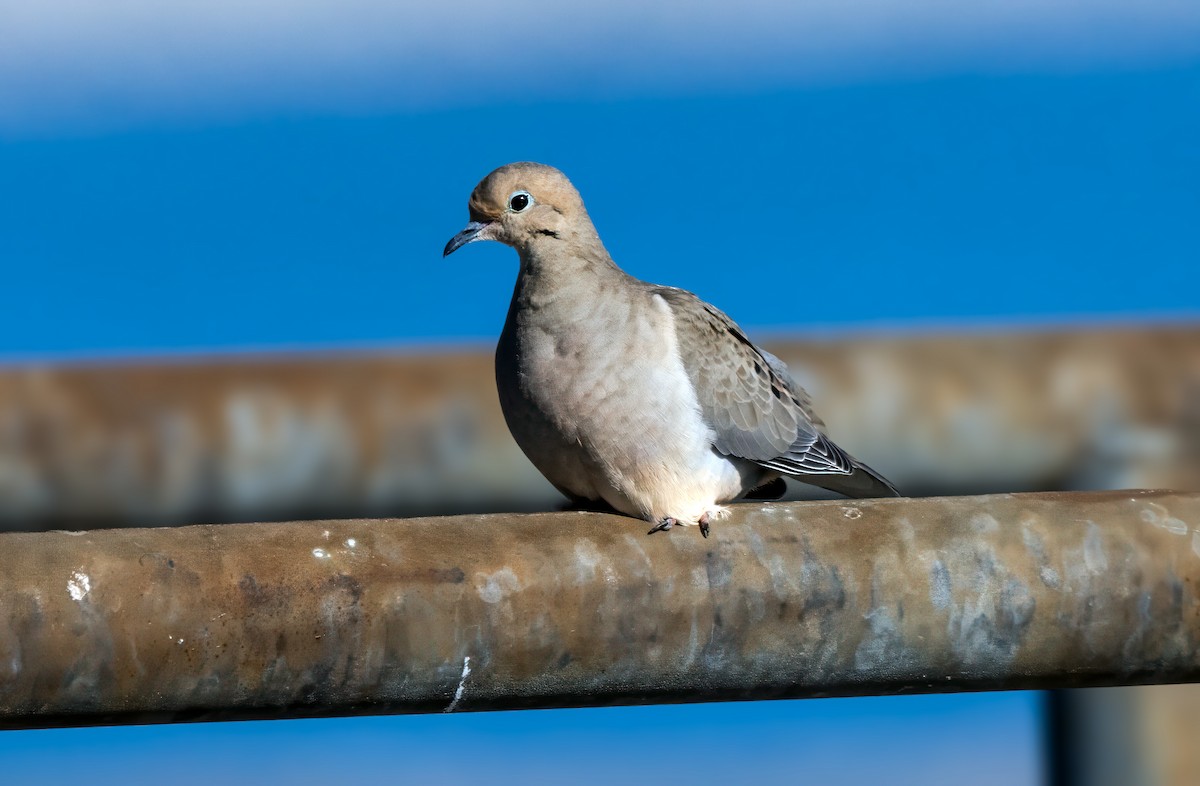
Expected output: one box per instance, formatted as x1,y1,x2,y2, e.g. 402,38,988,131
653,286,856,477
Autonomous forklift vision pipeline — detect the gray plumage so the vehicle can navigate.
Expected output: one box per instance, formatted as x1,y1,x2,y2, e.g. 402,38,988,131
444,162,899,536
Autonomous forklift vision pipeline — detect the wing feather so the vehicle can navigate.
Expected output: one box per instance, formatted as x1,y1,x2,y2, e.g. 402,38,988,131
653,286,853,477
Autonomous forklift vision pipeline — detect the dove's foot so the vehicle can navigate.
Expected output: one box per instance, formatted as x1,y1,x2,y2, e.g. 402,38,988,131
649,507,725,536
647,517,677,535
648,513,713,537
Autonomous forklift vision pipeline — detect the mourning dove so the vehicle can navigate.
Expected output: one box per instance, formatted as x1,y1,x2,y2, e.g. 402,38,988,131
444,162,899,537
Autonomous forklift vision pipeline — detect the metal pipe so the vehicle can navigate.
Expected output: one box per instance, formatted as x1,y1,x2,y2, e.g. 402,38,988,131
1,490,1197,730
1,325,1197,530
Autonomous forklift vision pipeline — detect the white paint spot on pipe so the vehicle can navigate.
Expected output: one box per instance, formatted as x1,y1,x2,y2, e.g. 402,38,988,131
1140,502,1188,534
345,538,357,549
1083,523,1108,573
312,548,329,559
66,571,90,602
970,513,999,533
841,506,862,520
445,655,472,712
1162,517,1189,535
572,540,616,585
572,540,601,584
475,567,519,603
929,560,951,610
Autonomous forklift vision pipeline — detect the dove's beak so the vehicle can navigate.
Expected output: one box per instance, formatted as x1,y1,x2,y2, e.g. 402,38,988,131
443,221,493,257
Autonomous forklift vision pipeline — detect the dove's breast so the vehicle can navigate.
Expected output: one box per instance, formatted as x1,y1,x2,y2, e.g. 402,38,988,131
496,281,762,522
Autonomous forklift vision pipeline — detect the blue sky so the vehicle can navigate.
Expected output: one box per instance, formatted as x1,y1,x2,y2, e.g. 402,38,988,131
0,694,1043,785
3,1,1198,781
2,65,1197,361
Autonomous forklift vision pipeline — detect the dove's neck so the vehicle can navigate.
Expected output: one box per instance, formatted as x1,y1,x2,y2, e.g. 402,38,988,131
512,238,630,314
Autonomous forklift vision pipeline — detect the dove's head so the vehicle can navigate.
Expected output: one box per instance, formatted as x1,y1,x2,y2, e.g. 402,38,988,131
443,162,595,257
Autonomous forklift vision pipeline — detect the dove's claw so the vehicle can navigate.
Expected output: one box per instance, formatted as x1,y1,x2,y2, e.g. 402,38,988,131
698,512,711,538
648,517,677,535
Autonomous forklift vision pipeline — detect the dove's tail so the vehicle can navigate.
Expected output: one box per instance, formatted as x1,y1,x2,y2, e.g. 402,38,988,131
801,459,901,499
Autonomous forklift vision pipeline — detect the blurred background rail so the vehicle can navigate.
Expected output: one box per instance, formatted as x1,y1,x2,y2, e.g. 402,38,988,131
2,324,1196,532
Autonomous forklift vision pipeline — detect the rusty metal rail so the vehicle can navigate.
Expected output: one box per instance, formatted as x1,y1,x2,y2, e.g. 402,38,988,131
1,489,1196,729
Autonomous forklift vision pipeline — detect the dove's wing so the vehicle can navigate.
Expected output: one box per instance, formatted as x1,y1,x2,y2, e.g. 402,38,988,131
654,286,899,497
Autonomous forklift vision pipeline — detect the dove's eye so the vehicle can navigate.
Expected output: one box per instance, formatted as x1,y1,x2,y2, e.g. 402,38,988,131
508,191,533,212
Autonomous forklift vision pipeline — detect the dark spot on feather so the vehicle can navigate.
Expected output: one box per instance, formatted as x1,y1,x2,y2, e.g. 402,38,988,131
753,361,763,376
726,325,754,347
536,229,559,238
772,387,783,400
